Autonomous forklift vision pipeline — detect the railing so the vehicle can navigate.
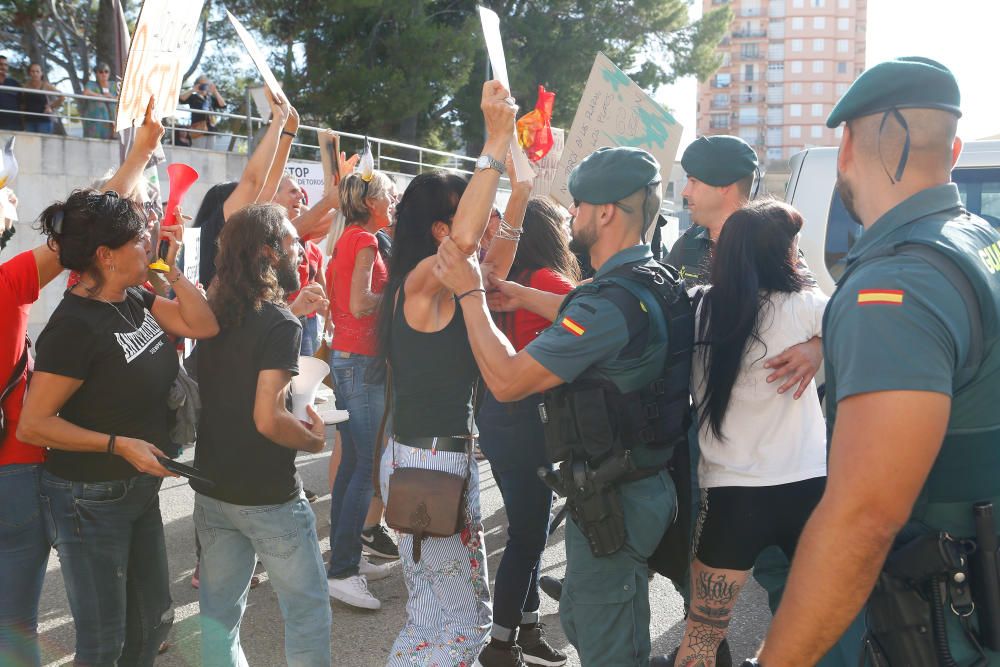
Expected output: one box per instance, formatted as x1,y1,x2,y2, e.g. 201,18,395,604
736,51,763,60
731,29,768,38
735,93,766,103
709,120,731,129
0,84,478,177
710,98,731,109
711,77,732,89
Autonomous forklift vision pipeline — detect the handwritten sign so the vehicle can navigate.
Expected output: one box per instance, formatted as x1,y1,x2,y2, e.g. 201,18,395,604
317,131,341,189
227,11,286,103
551,53,683,209
477,6,534,183
533,128,564,199
115,0,205,131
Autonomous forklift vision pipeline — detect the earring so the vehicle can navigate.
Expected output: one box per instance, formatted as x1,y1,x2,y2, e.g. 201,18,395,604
110,263,116,273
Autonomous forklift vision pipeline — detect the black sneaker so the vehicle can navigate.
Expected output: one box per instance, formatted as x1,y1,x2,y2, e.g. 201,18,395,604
538,575,563,602
654,638,732,667
477,642,526,667
518,624,566,666
304,488,319,503
361,524,399,560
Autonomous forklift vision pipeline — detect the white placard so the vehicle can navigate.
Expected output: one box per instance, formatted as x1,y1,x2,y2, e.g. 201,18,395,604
285,160,326,208
0,187,16,221
477,6,534,183
182,226,200,357
532,128,564,199
249,85,271,123
551,53,684,209
116,0,206,131
227,11,286,103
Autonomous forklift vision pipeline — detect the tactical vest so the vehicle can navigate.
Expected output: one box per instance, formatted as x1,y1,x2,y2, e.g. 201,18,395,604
540,259,694,469
829,208,1000,539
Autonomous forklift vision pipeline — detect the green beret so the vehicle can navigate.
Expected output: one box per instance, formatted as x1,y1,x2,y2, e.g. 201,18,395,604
826,56,962,128
681,135,758,187
568,147,661,205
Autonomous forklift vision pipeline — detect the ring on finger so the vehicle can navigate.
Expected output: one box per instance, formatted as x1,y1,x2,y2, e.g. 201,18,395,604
503,96,515,105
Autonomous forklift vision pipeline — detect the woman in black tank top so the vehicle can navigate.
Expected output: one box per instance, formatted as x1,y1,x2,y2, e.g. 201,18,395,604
372,82,522,666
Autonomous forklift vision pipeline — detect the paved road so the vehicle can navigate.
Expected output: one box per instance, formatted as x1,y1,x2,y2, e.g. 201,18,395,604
35,447,772,666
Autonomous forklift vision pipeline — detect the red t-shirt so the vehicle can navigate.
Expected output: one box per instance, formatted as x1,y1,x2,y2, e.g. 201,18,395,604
500,268,575,351
326,226,387,356
288,240,324,318
1,250,44,466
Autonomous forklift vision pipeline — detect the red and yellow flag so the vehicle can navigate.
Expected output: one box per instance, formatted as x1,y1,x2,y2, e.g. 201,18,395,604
517,85,556,162
857,289,904,306
560,316,585,336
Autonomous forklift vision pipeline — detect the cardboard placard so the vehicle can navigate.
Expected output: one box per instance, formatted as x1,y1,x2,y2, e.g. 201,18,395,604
532,127,564,200
317,131,342,189
286,160,326,209
551,53,683,209
116,0,206,131
249,85,271,123
477,6,534,183
227,11,286,103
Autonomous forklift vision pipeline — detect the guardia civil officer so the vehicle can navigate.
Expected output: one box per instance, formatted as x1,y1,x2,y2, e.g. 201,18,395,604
434,147,691,666
754,57,1000,666
667,135,759,286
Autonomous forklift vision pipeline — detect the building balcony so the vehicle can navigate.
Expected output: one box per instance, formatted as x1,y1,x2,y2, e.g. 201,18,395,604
710,120,731,129
732,29,768,39
711,78,732,89
740,7,763,16
710,99,731,109
737,51,764,60
735,93,766,103
766,71,784,83
738,73,760,82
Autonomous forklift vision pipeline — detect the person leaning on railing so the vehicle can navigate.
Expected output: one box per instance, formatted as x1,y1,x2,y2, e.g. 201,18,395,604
80,63,117,140
21,63,62,135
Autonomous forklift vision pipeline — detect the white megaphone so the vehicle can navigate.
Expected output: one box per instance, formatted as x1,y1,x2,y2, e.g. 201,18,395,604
291,356,331,421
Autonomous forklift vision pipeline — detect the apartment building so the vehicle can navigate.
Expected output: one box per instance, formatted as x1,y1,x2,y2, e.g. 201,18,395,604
696,0,867,166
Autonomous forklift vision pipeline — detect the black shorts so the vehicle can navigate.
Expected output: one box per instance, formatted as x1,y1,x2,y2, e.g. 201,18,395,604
693,477,826,571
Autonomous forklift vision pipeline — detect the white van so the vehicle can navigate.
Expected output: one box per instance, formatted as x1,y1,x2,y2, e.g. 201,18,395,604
785,140,1000,296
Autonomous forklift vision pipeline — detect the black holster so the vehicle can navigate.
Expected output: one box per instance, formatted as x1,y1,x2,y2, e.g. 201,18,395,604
865,533,981,667
539,456,630,557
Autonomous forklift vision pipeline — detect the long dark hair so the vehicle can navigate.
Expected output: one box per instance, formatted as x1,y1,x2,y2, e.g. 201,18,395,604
509,197,581,284
39,189,146,291
209,204,289,328
696,198,807,439
374,171,467,364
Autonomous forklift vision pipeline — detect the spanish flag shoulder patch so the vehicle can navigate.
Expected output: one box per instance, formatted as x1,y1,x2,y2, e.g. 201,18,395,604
560,316,586,336
857,289,904,306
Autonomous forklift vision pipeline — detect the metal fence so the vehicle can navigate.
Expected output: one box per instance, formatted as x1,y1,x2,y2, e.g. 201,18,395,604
0,84,478,178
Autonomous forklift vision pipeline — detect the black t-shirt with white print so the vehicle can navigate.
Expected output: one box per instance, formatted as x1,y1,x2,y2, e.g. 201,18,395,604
35,287,178,482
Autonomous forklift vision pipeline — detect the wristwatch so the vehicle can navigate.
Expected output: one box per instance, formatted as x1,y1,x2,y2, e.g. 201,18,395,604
475,154,505,175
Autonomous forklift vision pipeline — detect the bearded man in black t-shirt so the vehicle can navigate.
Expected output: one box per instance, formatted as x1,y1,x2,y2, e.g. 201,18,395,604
192,203,332,667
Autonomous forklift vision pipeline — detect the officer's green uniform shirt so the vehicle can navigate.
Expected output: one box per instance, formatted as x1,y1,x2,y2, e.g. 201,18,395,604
526,244,667,396
666,225,712,285
824,184,972,419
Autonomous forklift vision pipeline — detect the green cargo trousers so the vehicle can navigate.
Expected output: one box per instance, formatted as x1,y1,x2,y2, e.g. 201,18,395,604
560,471,675,666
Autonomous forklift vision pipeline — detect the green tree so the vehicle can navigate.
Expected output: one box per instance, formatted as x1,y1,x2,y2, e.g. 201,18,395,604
451,0,732,152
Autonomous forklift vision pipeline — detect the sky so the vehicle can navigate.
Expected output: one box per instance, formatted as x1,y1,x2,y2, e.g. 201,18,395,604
658,0,1000,152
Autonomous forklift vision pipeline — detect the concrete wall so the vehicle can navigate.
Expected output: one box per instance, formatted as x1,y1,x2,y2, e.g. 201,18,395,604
4,130,253,338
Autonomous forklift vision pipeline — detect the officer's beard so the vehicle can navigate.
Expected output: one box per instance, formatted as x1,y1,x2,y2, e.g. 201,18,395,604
568,217,597,256
836,173,863,225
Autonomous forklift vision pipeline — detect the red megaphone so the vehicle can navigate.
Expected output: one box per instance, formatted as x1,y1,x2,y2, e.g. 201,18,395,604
164,163,199,225
150,163,199,272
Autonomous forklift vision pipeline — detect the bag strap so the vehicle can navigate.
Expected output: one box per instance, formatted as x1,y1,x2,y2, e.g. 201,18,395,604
1,335,30,405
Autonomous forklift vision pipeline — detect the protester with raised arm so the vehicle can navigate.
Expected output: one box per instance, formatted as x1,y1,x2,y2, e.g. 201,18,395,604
15,98,218,666
193,204,331,667
373,80,519,666
196,89,293,286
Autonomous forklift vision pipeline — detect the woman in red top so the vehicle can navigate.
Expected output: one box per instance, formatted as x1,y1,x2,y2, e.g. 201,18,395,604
476,197,580,666
324,169,398,609
0,104,163,667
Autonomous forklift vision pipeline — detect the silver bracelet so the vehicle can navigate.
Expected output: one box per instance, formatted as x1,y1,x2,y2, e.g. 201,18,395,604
496,218,523,241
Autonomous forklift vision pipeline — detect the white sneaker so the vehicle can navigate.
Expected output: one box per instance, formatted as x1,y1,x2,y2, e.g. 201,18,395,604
328,574,380,610
358,557,393,582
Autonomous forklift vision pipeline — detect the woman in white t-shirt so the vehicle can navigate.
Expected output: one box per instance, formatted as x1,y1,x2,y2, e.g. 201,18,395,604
673,199,829,667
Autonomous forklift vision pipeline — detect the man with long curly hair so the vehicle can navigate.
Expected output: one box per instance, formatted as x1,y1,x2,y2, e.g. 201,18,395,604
191,203,332,667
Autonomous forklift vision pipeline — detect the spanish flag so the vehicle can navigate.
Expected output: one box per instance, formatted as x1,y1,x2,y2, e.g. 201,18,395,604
561,316,585,336
857,289,904,306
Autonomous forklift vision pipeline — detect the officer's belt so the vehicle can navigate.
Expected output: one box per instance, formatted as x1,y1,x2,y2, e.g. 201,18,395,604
393,435,474,454
615,462,668,484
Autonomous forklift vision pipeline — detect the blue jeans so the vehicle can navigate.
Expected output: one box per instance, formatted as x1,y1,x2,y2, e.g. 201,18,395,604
195,493,331,667
299,316,319,356
40,471,173,667
478,393,553,638
327,351,385,578
0,464,49,667
24,119,52,134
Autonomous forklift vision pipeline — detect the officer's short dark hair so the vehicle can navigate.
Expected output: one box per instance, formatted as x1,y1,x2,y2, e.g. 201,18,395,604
735,173,755,199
